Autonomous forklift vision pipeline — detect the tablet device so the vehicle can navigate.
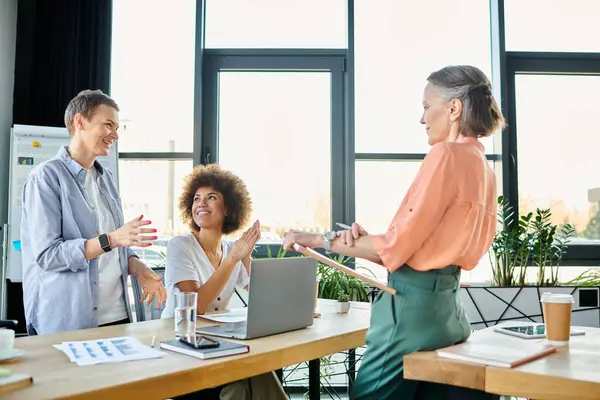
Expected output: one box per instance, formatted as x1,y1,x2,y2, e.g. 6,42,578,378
494,323,585,339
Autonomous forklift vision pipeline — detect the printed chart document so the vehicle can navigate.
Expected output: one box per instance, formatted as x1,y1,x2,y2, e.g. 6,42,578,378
199,308,248,323
54,337,165,366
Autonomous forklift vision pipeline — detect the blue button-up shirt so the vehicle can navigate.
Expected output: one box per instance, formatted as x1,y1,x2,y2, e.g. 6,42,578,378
21,146,136,335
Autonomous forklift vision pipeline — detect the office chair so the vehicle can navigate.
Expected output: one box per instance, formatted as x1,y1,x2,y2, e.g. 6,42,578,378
0,320,18,329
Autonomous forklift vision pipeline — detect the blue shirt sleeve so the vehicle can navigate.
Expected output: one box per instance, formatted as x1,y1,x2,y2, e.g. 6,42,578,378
22,171,89,273
125,247,139,261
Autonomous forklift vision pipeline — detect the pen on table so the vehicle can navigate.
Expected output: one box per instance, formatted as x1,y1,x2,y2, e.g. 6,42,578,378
151,335,156,348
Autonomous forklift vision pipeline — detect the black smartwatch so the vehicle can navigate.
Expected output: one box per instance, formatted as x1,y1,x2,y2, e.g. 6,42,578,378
98,233,112,253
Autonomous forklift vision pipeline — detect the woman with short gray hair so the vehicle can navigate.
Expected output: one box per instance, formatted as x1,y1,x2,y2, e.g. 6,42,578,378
283,65,504,399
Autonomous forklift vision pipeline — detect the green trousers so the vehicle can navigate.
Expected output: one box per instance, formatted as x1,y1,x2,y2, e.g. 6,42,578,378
351,265,476,400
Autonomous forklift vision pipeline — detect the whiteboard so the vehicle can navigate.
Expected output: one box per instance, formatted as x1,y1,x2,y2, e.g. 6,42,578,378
5,124,119,282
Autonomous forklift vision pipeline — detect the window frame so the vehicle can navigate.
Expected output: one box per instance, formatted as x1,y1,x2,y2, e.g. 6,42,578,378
113,0,600,267
200,49,351,238
504,51,600,266
116,0,206,163
108,1,600,397
352,0,504,236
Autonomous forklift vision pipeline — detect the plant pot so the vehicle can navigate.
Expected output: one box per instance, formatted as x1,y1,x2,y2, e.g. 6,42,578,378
335,301,350,314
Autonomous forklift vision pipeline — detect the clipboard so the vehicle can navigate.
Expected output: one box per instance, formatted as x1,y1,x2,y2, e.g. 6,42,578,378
293,244,397,295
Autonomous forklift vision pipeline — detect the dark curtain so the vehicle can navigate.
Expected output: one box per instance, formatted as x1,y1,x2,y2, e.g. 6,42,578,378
12,0,113,126
8,0,113,334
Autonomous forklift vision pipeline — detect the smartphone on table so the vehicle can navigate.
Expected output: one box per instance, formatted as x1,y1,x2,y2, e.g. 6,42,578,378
179,334,220,349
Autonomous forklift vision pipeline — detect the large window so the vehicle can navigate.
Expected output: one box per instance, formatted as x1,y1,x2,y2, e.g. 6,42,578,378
505,0,600,52
205,0,347,48
355,161,421,280
111,1,196,265
118,159,194,263
202,54,346,243
516,75,600,244
108,0,600,277
216,71,332,239
505,52,600,265
353,0,499,280
111,1,196,153
354,0,493,154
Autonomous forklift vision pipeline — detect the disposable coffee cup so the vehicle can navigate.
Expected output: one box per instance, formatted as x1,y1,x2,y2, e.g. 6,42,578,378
541,293,574,346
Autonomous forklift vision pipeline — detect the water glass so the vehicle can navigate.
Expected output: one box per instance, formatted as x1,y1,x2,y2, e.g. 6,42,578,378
174,292,198,337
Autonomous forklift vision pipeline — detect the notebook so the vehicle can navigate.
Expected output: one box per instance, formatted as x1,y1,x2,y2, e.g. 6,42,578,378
160,336,249,360
0,372,33,395
436,340,556,368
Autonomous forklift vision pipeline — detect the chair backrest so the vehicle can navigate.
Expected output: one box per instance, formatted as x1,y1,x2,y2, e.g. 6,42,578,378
0,320,18,329
131,267,165,322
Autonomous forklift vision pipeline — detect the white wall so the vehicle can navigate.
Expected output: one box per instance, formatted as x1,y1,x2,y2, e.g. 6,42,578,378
0,0,18,254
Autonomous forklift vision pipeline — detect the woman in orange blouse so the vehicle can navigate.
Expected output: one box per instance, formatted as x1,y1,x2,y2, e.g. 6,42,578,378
283,65,505,400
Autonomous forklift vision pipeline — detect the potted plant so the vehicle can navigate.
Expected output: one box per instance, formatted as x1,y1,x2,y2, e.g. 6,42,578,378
316,253,370,301
335,292,351,314
488,196,533,287
489,196,574,287
461,196,600,330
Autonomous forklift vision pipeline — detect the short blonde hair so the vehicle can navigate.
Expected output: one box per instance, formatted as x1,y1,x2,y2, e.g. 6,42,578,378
64,90,119,136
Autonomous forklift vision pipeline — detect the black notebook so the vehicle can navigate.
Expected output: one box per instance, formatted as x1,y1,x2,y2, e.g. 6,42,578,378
160,337,249,359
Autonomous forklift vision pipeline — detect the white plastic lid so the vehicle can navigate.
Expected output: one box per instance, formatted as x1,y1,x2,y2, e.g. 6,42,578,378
540,292,574,304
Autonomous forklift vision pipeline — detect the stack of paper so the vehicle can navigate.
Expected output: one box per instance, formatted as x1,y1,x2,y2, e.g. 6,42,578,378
54,336,165,366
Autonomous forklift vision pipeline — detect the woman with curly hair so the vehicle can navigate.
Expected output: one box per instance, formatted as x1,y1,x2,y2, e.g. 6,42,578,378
162,164,287,400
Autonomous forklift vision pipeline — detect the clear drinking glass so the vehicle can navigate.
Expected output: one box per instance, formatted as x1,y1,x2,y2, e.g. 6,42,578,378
174,292,198,337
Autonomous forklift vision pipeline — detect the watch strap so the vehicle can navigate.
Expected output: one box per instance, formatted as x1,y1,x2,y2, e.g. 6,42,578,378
322,231,336,252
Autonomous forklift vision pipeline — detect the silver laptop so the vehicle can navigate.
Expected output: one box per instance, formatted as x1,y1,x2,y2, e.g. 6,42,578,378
196,257,317,340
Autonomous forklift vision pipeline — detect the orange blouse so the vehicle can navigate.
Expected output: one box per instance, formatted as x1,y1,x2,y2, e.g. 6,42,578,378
372,136,497,273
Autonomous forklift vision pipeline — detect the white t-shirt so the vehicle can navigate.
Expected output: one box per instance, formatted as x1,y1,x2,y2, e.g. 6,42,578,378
85,167,127,325
161,233,250,319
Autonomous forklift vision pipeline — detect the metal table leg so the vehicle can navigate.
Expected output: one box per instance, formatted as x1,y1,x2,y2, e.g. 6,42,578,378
348,348,356,395
308,358,320,399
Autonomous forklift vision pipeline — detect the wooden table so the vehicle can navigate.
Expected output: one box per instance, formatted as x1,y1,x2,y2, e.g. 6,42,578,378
3,300,370,400
404,323,600,400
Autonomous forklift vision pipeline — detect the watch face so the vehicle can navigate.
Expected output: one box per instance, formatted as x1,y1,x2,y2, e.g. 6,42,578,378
99,234,110,248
